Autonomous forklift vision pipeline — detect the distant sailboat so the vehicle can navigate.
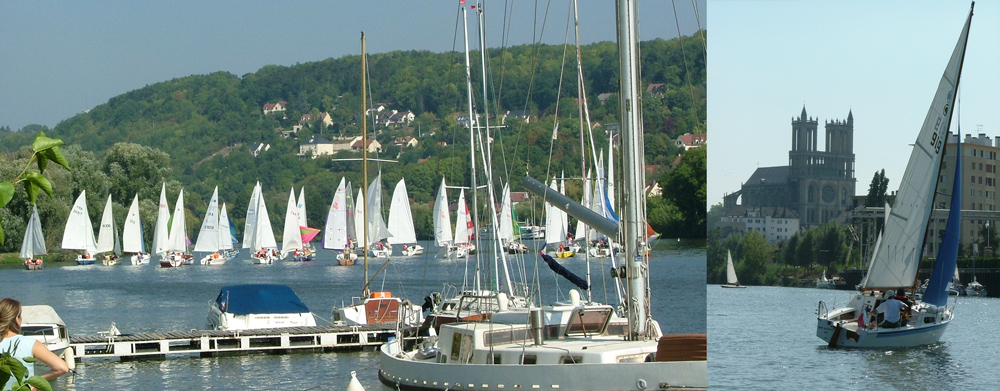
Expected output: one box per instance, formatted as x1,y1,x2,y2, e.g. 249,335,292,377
721,251,745,288
387,178,423,256
450,188,474,258
152,184,170,261
194,187,226,265
544,179,574,258
246,182,278,264
62,190,98,265
296,187,319,257
498,184,526,254
432,177,454,257
366,173,392,258
325,178,357,265
280,188,310,261
95,194,120,265
20,205,46,270
161,189,191,268
121,194,149,265
219,203,238,260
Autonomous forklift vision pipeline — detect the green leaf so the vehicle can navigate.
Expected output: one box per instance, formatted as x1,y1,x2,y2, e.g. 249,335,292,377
31,135,64,153
42,146,70,170
0,181,13,208
23,172,53,200
25,375,52,391
36,152,48,174
25,182,40,206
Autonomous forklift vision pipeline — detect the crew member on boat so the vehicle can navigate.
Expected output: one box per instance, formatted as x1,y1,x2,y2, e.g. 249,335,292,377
868,290,905,329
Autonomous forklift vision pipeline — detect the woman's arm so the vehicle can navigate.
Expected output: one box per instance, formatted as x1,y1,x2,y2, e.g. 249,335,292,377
31,340,69,380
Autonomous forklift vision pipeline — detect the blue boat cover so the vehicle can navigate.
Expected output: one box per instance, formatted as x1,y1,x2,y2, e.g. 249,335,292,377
215,284,310,315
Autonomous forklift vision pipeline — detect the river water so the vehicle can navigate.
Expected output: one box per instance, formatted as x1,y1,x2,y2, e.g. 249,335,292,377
709,285,998,390
1,239,704,390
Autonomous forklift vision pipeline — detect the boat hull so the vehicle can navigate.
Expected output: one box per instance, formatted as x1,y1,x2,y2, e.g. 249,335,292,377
378,339,706,391
816,295,952,347
720,285,746,289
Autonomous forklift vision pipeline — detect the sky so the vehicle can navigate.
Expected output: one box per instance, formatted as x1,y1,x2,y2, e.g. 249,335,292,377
0,0,706,131
708,1,1000,207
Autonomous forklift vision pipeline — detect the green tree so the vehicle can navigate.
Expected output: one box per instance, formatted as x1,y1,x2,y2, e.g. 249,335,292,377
0,132,69,245
659,145,706,237
741,230,774,285
864,169,890,207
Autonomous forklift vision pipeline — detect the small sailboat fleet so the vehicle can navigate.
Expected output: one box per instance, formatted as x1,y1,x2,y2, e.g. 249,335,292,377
20,205,46,270
721,251,745,288
816,4,972,347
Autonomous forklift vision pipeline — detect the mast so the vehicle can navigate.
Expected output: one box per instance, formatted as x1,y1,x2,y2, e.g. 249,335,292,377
573,0,594,302
361,32,370,297
461,6,481,291
617,0,649,339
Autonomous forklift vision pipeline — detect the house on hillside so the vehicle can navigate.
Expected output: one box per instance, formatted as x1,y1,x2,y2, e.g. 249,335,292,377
597,92,615,105
646,83,665,96
299,135,335,158
393,136,418,148
510,191,530,204
317,112,334,127
351,137,383,153
263,101,288,115
389,110,415,126
250,142,270,157
366,103,387,116
456,114,478,129
675,133,707,151
501,110,530,125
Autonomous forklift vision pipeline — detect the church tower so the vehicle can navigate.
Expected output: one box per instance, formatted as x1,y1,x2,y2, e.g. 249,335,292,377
787,107,856,227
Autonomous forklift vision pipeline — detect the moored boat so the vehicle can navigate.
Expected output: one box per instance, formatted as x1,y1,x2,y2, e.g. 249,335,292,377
208,284,316,330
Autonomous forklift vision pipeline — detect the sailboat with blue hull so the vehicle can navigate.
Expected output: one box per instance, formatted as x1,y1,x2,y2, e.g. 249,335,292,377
816,3,972,347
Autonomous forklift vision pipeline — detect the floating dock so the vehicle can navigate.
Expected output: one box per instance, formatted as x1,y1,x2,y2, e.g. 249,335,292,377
68,324,397,361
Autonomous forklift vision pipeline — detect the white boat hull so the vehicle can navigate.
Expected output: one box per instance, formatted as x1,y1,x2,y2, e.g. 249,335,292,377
378,338,706,391
816,294,952,348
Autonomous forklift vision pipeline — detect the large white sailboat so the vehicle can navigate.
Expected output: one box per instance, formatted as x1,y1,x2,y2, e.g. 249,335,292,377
62,190,98,265
387,178,423,256
816,3,972,348
378,2,707,388
121,194,149,265
20,205,46,270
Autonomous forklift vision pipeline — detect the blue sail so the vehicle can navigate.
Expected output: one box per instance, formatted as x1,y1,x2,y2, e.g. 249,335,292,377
923,134,962,307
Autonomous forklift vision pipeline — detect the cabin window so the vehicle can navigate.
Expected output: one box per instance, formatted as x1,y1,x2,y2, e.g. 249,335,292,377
560,355,582,364
521,354,537,364
450,333,474,363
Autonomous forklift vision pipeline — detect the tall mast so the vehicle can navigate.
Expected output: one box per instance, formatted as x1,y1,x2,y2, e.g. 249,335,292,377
573,0,593,303
461,6,482,291
361,32,370,297
617,0,648,339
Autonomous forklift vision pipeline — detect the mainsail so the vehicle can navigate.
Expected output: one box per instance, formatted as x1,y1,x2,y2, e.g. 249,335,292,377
860,9,971,290
19,205,46,259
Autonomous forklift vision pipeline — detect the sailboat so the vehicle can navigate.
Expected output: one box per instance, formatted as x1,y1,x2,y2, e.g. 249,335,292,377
194,187,226,265
449,188,474,258
218,203,238,261
280,188,310,261
20,205,46,270
152,184,171,265
432,177,455,257
296,187,319,259
378,2,707,388
366,173,392,258
387,178,423,256
160,189,191,268
325,178,357,265
62,190,98,265
96,194,120,266
816,4,972,348
498,184,527,254
245,182,279,264
544,179,575,258
721,251,745,288
121,194,149,265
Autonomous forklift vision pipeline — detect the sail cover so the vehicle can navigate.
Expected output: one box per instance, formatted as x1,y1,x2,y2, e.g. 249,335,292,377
861,8,971,290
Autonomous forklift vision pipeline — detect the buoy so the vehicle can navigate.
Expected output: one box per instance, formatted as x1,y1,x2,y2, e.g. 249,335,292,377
63,347,76,371
346,370,366,391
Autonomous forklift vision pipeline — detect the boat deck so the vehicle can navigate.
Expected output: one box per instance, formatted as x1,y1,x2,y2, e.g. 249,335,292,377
68,324,398,361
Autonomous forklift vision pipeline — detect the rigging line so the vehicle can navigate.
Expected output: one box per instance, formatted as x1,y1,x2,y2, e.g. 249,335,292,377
543,4,574,189
671,0,702,133
688,0,707,62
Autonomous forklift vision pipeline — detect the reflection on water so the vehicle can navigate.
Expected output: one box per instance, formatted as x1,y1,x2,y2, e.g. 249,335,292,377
710,286,992,389
4,240,702,390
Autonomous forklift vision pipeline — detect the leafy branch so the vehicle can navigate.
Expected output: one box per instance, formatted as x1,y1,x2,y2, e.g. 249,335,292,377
0,132,69,245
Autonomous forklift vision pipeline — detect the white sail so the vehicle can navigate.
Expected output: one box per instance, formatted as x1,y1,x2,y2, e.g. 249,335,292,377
19,205,46,259
354,189,366,247
253,188,278,250
387,178,418,245
95,194,115,254
607,138,616,214
62,191,98,253
281,188,303,254
574,169,593,241
219,203,234,251
545,179,567,245
726,251,739,286
152,184,170,254
297,187,308,228
194,187,221,253
454,189,471,245
498,184,514,242
861,10,970,290
433,177,452,247
166,189,187,253
122,194,144,254
366,173,391,244
324,178,349,250
242,182,261,249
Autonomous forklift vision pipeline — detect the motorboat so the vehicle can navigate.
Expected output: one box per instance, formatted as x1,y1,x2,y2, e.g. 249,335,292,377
208,284,316,330
21,305,70,356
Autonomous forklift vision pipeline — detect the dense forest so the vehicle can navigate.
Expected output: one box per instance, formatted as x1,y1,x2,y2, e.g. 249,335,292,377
0,33,706,257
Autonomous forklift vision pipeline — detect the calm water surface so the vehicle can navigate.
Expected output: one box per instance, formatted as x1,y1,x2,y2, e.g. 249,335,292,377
3,239,704,390
709,285,997,390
